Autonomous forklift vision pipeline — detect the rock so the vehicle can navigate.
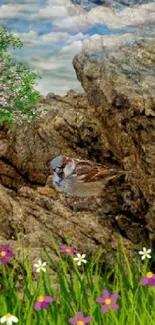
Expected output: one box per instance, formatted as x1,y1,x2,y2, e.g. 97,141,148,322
0,30,155,269
0,181,136,268
36,186,58,199
71,0,153,9
73,30,155,240
74,38,155,113
66,89,82,97
46,92,57,99
66,0,155,31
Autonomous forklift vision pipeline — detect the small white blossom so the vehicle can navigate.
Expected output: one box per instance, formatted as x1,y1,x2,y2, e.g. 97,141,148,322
0,313,18,325
139,247,151,260
34,259,47,272
73,253,87,266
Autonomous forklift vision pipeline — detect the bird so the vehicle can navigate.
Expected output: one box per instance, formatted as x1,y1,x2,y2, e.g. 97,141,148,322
50,155,131,197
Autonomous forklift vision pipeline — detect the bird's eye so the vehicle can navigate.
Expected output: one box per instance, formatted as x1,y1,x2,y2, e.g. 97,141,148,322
56,167,64,176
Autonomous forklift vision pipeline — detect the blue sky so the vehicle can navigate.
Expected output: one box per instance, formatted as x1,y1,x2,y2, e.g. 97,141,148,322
0,0,154,95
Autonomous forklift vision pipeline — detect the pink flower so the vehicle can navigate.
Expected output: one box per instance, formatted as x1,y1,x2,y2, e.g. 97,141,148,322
141,272,155,287
60,245,78,256
0,62,5,69
34,296,54,310
0,245,14,264
69,311,91,324
96,289,119,313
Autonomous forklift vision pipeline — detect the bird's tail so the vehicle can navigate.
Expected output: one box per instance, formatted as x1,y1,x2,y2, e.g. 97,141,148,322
109,169,133,176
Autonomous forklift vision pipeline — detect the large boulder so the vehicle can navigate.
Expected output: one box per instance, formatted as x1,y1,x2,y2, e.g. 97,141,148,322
73,30,155,240
0,92,136,265
0,29,155,265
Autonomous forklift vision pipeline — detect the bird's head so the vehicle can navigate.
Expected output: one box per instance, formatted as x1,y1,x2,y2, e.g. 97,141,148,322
50,155,75,177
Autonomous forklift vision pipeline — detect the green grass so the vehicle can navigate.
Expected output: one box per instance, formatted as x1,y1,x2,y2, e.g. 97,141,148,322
0,237,155,325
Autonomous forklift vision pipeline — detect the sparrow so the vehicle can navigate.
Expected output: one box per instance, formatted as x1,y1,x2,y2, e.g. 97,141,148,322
50,155,131,197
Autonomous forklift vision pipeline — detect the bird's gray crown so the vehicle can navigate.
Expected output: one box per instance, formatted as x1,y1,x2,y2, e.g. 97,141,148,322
51,155,64,170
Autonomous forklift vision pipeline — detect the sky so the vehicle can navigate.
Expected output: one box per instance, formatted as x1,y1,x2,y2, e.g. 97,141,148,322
0,0,154,96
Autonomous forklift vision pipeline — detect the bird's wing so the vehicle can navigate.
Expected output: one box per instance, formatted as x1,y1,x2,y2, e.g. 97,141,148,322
75,159,114,183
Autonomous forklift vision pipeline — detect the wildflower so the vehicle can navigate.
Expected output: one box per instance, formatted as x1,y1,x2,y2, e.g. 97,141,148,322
0,245,14,264
34,259,47,273
0,313,18,324
69,311,91,324
141,272,155,286
139,247,151,260
34,295,54,310
0,62,5,69
73,253,87,266
96,289,119,313
60,245,78,256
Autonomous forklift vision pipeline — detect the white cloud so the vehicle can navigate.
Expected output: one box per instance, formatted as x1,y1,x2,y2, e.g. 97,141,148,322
10,34,85,96
30,0,69,20
81,32,135,55
13,30,39,45
60,40,83,55
28,0,155,33
30,58,64,70
52,16,81,32
13,29,87,46
113,3,155,29
29,0,85,32
47,0,64,4
32,53,83,95
68,32,87,42
30,6,67,20
0,4,22,19
13,30,69,45
4,0,41,3
34,75,83,96
0,2,49,20
64,1,155,30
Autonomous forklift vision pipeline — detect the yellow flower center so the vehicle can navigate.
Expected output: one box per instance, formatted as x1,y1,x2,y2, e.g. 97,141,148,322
37,296,44,302
146,272,153,278
6,314,12,318
77,321,84,325
0,251,6,257
66,249,71,252
105,298,112,305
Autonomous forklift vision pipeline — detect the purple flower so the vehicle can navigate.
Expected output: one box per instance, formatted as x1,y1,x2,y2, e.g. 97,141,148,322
34,296,54,310
69,311,91,324
96,289,119,313
141,272,155,287
0,245,14,264
60,245,78,256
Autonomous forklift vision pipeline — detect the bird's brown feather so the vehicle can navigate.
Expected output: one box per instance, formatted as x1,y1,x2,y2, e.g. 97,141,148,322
74,159,116,183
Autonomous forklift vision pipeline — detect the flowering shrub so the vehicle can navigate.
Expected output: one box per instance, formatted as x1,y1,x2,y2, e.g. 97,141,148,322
0,25,46,127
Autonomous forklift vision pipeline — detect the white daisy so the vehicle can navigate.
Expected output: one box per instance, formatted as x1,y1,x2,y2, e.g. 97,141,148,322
73,253,87,266
0,313,18,325
139,247,152,260
34,259,47,272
